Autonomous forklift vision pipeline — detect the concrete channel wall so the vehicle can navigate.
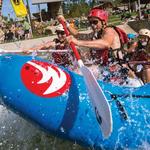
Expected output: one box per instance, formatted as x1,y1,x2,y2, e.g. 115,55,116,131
128,20,150,33
0,35,57,50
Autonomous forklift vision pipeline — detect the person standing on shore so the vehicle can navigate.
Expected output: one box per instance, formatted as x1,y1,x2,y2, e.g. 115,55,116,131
23,20,31,40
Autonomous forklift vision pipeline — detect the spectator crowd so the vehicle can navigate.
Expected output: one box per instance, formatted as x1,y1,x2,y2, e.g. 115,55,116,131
0,18,83,44
0,20,31,43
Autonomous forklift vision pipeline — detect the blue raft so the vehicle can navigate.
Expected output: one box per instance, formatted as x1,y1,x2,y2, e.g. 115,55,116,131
0,54,149,149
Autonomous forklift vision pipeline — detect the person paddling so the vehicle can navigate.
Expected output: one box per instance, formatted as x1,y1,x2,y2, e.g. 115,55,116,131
125,29,150,83
58,6,141,86
24,24,74,68
51,24,74,67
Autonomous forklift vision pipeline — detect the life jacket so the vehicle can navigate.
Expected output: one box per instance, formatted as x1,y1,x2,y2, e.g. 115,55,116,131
90,26,128,65
111,26,128,47
90,48,108,65
110,26,129,65
52,39,71,67
130,51,149,61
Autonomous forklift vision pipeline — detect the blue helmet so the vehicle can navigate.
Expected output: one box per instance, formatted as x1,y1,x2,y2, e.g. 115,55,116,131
127,33,136,39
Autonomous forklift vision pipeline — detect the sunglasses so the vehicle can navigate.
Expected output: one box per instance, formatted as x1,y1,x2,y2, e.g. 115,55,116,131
56,31,65,35
89,20,99,25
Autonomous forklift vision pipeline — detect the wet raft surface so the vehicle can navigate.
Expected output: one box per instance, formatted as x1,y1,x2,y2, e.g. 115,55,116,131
0,105,86,150
0,55,149,150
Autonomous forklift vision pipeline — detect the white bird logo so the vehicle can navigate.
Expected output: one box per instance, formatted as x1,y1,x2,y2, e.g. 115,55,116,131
27,61,68,95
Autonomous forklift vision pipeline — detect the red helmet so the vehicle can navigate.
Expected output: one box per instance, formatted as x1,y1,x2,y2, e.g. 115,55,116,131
88,9,108,23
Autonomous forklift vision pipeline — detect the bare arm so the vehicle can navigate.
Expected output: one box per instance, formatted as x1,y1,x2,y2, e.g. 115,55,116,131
34,41,55,50
67,28,115,49
24,41,55,51
125,42,138,53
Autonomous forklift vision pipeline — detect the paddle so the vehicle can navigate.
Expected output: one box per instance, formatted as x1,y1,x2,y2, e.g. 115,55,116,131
59,19,113,138
0,48,69,53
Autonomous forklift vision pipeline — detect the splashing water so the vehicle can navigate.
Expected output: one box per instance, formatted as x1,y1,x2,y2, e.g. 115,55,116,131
113,90,150,150
0,86,149,149
0,98,86,150
0,54,149,149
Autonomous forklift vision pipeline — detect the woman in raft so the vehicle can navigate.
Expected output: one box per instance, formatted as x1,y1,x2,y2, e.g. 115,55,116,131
24,24,75,69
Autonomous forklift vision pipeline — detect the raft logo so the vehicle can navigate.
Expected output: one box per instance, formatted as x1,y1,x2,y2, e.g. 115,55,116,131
21,60,71,98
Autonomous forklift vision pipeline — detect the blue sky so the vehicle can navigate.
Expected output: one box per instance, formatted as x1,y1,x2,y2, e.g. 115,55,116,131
2,0,47,19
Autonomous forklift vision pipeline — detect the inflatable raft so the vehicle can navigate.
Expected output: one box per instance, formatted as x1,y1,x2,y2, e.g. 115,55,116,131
0,54,149,149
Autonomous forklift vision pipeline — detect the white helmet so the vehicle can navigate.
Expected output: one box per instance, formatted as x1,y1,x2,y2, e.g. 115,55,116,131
139,29,150,38
55,24,64,32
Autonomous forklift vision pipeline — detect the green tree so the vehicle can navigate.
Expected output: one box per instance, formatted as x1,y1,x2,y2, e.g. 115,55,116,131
112,0,122,6
64,2,90,18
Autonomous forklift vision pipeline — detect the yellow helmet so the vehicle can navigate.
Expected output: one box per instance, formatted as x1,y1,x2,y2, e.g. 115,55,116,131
139,29,150,38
